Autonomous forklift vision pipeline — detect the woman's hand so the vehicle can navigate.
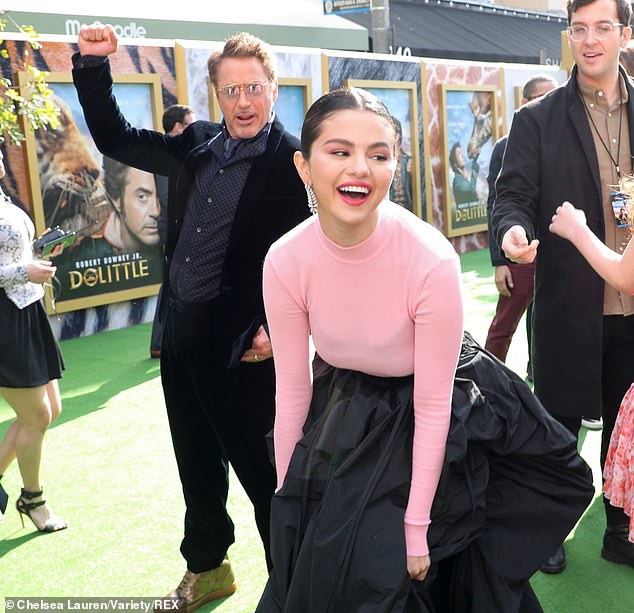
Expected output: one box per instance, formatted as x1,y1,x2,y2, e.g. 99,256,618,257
33,228,66,259
549,201,587,243
27,260,57,284
407,554,431,582
48,243,65,258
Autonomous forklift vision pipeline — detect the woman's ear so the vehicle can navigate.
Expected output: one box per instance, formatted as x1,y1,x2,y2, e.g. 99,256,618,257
293,150,311,186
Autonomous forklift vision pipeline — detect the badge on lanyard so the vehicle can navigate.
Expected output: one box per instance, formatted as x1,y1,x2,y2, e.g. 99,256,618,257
610,190,631,228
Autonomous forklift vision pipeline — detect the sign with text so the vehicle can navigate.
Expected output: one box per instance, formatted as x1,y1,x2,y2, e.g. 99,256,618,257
323,0,371,14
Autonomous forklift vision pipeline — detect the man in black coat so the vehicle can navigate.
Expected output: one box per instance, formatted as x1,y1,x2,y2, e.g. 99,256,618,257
72,25,309,611
493,0,634,574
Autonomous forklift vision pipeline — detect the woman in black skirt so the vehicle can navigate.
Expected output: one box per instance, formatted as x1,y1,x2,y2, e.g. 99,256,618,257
0,150,67,532
255,90,593,612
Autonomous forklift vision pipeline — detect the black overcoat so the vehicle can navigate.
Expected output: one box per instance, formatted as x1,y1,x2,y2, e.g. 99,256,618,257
72,58,308,358
492,66,634,419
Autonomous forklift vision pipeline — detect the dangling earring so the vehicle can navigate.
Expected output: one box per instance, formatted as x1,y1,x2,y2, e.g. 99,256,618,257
305,184,318,215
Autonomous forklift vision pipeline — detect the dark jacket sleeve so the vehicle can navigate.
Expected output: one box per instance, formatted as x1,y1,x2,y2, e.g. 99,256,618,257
72,53,174,176
487,137,508,266
491,106,541,250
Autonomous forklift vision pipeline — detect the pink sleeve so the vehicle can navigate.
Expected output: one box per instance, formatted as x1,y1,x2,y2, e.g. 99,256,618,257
404,255,463,557
262,255,313,490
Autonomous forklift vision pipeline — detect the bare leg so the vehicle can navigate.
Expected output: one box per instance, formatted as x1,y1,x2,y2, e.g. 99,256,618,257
45,380,63,422
0,382,66,531
0,420,18,475
0,380,61,476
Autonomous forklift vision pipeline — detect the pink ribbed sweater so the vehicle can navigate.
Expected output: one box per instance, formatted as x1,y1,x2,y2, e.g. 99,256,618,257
263,201,464,556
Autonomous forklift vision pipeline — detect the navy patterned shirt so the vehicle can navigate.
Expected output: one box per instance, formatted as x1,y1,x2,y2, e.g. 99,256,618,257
169,120,272,301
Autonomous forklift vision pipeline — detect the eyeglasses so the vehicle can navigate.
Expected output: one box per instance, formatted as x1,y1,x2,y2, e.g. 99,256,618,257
216,81,272,101
567,22,625,42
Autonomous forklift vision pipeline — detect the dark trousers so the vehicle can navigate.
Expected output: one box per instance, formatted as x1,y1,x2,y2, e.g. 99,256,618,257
160,296,276,572
485,262,535,363
552,314,634,529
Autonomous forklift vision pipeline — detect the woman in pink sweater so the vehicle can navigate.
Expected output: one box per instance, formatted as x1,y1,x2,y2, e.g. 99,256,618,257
256,88,463,612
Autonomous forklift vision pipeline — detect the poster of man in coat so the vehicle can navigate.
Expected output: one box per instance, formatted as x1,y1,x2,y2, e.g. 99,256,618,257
21,75,165,313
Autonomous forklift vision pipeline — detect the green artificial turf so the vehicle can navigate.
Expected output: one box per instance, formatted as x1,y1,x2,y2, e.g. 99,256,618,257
0,248,632,612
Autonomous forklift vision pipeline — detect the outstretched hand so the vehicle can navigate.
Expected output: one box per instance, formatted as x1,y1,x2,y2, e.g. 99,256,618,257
501,225,539,264
78,24,118,57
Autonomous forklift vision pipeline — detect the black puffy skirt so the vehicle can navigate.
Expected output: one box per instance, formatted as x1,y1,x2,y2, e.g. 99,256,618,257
257,333,594,613
0,288,64,388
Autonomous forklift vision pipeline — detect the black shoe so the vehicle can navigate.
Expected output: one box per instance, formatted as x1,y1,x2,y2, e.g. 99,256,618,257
540,544,566,574
16,487,67,533
601,527,634,568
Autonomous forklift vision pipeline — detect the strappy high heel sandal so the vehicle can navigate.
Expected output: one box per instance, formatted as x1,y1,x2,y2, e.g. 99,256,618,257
16,487,68,533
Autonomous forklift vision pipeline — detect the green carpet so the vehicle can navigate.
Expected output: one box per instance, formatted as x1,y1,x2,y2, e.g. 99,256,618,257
0,248,632,612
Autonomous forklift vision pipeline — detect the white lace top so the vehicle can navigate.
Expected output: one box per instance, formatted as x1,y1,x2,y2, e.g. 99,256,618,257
0,189,44,309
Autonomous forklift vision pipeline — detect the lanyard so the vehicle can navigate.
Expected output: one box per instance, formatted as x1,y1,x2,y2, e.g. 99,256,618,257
579,83,624,181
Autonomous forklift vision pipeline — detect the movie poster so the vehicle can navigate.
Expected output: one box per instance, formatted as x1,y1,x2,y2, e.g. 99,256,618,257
441,85,497,237
21,73,164,314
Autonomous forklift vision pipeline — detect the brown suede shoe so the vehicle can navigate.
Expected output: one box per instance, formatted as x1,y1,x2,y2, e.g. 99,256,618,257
155,558,237,613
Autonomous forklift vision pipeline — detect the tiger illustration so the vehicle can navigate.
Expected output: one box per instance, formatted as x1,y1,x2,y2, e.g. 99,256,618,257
36,94,110,238
0,37,176,215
